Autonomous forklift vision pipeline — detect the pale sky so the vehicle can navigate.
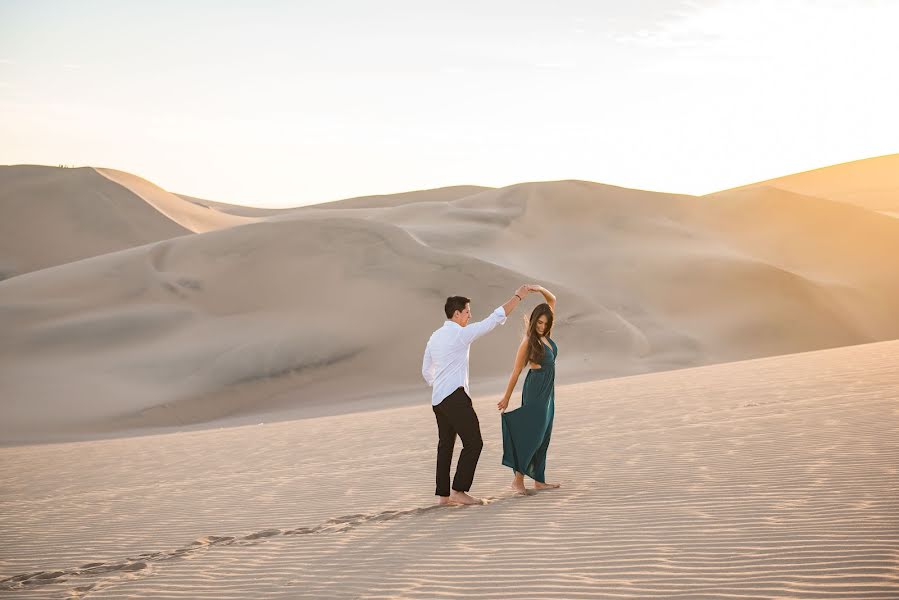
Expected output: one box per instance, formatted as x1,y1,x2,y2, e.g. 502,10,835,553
1,0,898,207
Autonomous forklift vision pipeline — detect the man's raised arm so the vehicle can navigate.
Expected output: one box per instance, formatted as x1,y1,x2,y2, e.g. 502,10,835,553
460,285,530,344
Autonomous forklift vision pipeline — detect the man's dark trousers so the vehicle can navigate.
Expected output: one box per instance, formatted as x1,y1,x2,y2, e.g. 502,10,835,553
433,386,483,497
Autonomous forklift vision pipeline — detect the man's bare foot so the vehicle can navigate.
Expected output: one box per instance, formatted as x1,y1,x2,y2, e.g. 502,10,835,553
511,477,528,495
533,481,561,490
436,495,460,506
449,490,483,505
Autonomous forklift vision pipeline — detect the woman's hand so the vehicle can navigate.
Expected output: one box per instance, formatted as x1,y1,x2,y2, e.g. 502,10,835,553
497,396,511,412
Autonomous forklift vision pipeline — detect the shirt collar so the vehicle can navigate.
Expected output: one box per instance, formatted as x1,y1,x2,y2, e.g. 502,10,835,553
444,320,461,328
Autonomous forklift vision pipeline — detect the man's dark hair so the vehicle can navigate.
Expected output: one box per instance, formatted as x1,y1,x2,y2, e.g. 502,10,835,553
444,296,471,319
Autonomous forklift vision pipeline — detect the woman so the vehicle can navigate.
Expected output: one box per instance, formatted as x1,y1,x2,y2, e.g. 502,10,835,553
497,284,561,494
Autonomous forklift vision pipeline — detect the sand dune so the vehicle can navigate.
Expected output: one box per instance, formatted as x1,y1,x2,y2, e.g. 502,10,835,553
176,185,491,216
176,194,289,217
0,164,499,281
304,184,492,210
716,153,899,214
95,168,257,233
0,215,610,442
3,156,899,598
1,339,896,598
3,159,899,442
299,178,899,361
0,166,190,280
0,165,262,281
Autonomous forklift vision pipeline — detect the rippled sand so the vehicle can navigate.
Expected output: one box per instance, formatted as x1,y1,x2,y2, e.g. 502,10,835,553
2,339,897,598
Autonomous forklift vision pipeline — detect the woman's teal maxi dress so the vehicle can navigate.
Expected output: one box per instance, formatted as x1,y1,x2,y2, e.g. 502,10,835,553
501,338,556,483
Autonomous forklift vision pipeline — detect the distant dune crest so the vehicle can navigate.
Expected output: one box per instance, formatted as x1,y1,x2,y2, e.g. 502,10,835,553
713,153,899,214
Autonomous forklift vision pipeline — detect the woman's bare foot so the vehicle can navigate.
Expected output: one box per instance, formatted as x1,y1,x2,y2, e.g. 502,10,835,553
533,481,561,490
436,495,460,506
511,474,528,495
449,490,483,505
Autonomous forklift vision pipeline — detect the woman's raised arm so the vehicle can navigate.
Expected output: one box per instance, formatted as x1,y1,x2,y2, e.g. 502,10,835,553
529,285,556,312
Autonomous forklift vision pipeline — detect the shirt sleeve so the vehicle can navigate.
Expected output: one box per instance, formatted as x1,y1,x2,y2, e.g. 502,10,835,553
422,342,435,386
459,305,508,344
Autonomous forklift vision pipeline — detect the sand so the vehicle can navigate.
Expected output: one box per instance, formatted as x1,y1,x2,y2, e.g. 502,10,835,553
716,153,899,215
1,155,898,598
0,166,190,280
94,169,258,233
2,158,899,442
1,339,897,598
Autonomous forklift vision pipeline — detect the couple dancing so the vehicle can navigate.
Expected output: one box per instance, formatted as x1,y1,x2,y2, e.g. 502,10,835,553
421,284,560,505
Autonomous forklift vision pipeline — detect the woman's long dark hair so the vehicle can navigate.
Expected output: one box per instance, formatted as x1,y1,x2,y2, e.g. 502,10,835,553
526,303,554,365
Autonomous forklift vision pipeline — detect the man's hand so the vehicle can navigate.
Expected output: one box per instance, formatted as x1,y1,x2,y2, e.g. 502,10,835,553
503,285,531,316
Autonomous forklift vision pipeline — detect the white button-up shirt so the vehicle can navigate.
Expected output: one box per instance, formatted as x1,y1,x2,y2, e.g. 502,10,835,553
422,306,508,405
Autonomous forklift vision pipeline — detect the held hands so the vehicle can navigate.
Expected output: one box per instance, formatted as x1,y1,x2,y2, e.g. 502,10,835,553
497,395,511,412
516,284,547,299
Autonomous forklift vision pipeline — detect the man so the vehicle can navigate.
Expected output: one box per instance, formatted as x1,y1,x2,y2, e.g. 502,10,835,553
422,285,531,505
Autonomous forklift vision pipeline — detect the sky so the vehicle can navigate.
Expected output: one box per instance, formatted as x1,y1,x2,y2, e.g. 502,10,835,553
1,0,898,207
